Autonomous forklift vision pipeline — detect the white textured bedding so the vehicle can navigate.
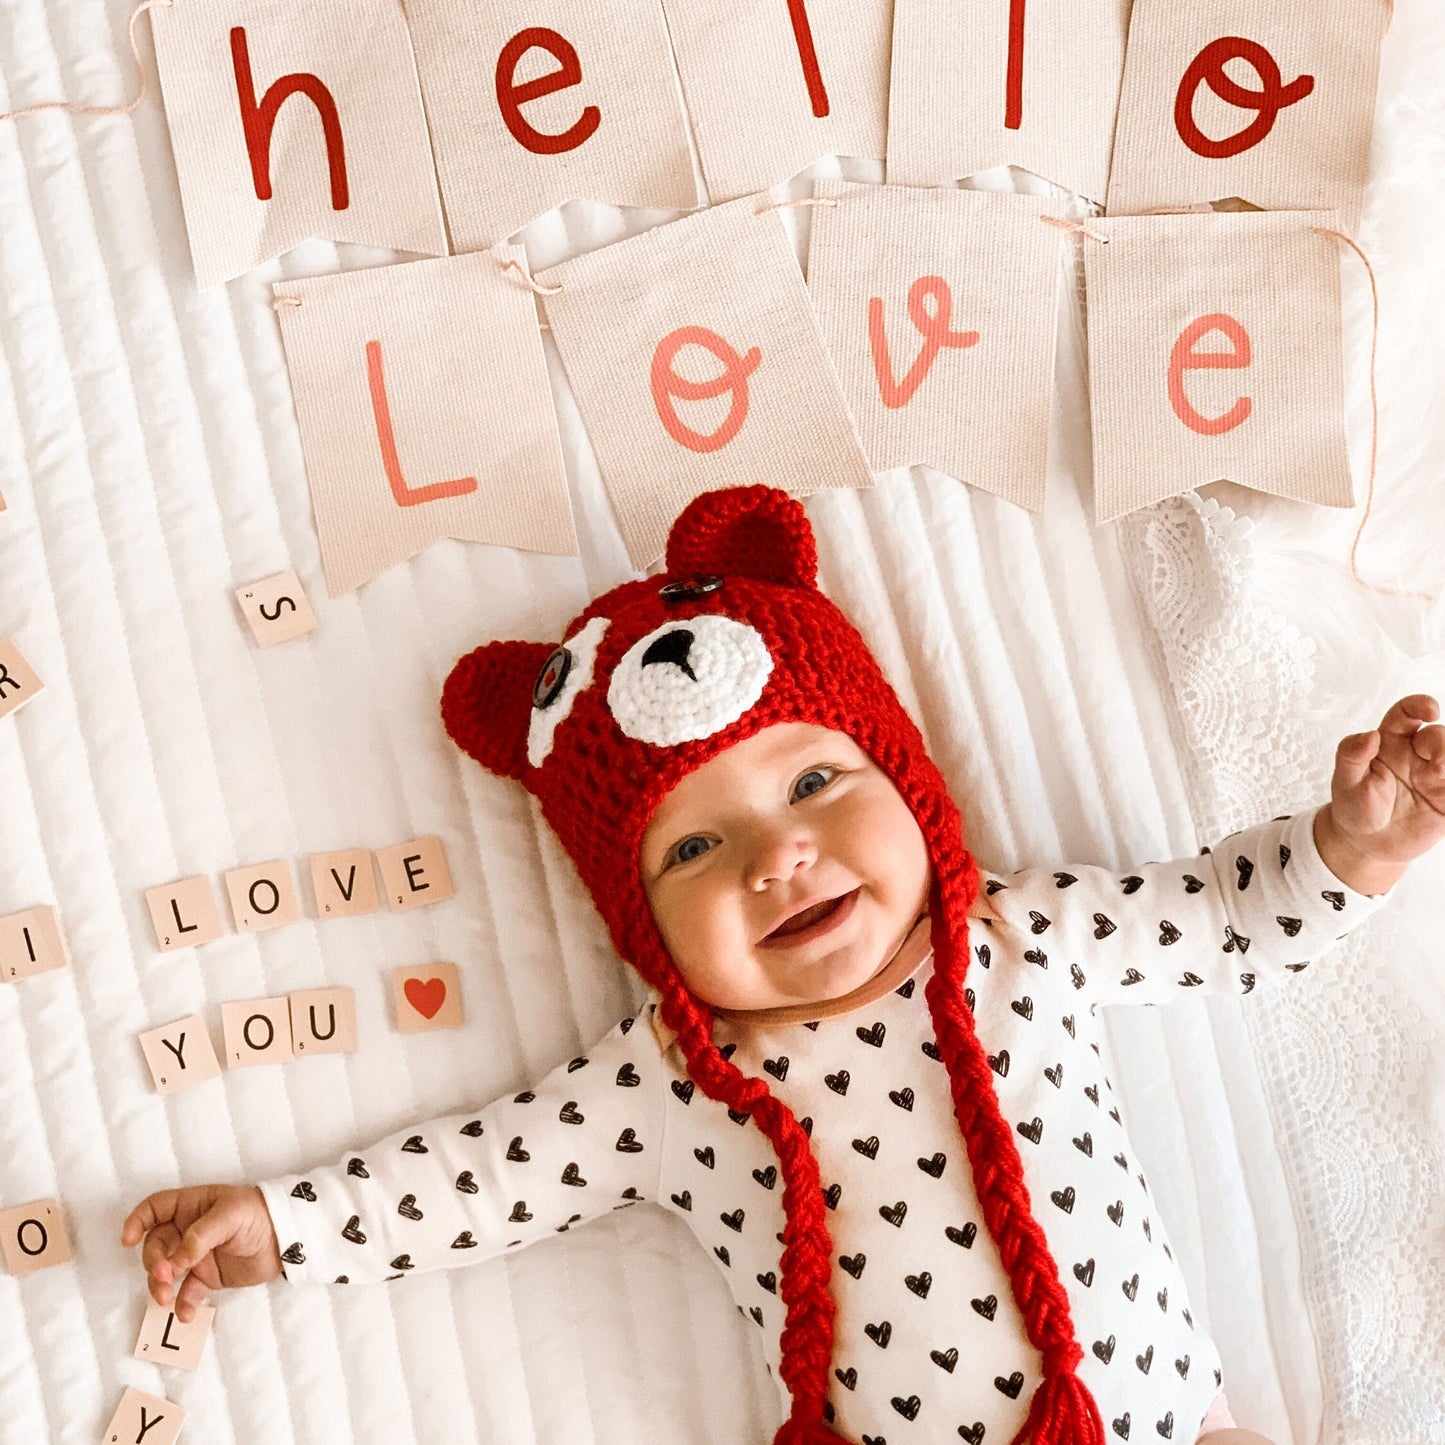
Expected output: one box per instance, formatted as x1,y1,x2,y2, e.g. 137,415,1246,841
1,3,1443,1444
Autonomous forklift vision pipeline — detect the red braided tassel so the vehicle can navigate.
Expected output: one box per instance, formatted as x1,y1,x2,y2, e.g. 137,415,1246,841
1008,1368,1106,1445
772,1417,852,1445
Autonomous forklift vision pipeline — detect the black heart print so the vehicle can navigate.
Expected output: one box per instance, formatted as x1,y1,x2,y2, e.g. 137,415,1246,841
397,1194,423,1220
460,1120,484,1136
291,1182,316,1201
341,1216,366,1244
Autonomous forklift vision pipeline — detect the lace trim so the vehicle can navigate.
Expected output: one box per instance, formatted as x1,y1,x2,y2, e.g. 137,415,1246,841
1120,494,1445,1443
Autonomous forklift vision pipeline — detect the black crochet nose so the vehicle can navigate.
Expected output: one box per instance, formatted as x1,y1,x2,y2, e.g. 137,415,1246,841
641,628,697,682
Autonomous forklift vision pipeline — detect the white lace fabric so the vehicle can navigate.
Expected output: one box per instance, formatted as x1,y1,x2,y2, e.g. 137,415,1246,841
1120,495,1445,1444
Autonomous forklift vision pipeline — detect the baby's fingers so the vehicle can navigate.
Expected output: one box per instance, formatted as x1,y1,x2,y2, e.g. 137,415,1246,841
168,1197,246,1275
1379,694,1440,737
122,1190,183,1248
1335,729,1383,789
173,1270,211,1325
1411,723,1445,766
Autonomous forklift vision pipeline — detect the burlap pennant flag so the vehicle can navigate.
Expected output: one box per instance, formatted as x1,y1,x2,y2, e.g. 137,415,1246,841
151,0,446,287
536,195,874,568
658,0,890,203
888,0,1129,203
1105,0,1389,230
401,0,699,254
1084,210,1353,524
806,181,1063,509
274,251,575,595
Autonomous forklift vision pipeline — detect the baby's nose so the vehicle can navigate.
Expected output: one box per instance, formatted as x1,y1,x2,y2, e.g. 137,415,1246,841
747,830,817,890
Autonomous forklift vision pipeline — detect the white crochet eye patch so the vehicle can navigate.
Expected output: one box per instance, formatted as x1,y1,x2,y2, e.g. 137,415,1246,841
527,615,610,768
607,616,773,747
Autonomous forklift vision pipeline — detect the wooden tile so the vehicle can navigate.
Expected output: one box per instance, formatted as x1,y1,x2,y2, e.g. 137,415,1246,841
376,836,455,912
235,569,317,648
0,905,69,983
392,962,463,1033
309,848,378,918
144,876,223,952
289,987,358,1058
0,1198,70,1276
0,637,42,722
223,860,300,933
101,1386,186,1445
134,1299,215,1371
221,996,294,1068
138,1016,223,1094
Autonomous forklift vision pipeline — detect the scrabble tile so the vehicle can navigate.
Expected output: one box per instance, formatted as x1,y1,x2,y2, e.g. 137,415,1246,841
139,1016,223,1094
144,876,223,952
392,962,463,1033
101,1386,186,1445
223,860,300,933
134,1299,215,1371
0,1198,70,1276
0,905,69,983
309,848,378,918
0,637,42,722
376,836,455,912
221,996,294,1068
235,569,317,647
289,987,358,1057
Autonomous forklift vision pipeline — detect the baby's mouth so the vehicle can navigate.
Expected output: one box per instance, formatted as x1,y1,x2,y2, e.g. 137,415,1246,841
761,888,860,946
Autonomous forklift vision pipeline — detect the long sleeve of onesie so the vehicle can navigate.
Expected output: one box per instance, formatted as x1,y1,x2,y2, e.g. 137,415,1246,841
256,1011,666,1286
975,808,1390,1010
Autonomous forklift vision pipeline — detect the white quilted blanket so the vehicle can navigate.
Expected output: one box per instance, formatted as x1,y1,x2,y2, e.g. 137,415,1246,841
0,2,1442,1443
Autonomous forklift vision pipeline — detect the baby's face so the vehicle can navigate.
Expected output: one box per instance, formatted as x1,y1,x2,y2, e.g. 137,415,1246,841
640,723,931,1012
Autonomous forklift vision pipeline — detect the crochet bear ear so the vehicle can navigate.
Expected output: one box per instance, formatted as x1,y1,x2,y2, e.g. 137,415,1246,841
441,639,555,783
664,484,818,590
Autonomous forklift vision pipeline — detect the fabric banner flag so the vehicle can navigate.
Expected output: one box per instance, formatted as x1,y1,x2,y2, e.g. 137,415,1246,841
150,0,447,287
274,251,576,595
401,0,699,254
806,181,1063,510
1084,210,1352,524
537,195,874,568
657,0,890,203
1105,0,1389,229
888,0,1129,203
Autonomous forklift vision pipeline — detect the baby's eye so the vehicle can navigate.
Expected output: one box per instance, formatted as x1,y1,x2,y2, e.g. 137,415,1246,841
672,835,713,866
792,767,838,801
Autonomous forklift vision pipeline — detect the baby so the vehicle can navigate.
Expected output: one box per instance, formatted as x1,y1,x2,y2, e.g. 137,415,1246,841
123,485,1444,1445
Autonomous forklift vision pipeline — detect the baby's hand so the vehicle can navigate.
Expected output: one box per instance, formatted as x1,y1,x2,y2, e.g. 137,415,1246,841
1316,694,1445,893
121,1184,283,1323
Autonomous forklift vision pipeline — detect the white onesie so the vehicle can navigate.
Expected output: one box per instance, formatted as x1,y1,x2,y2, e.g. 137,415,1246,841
259,809,1387,1444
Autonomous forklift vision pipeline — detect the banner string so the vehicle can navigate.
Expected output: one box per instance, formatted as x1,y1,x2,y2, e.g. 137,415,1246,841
756,196,839,216
0,0,170,124
1041,214,1110,244
1312,225,1433,602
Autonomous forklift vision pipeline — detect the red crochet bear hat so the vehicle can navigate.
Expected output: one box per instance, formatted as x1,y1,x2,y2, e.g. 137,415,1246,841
441,484,1104,1445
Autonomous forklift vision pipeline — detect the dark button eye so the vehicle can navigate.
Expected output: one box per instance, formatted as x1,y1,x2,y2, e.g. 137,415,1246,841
532,646,572,709
659,575,723,603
